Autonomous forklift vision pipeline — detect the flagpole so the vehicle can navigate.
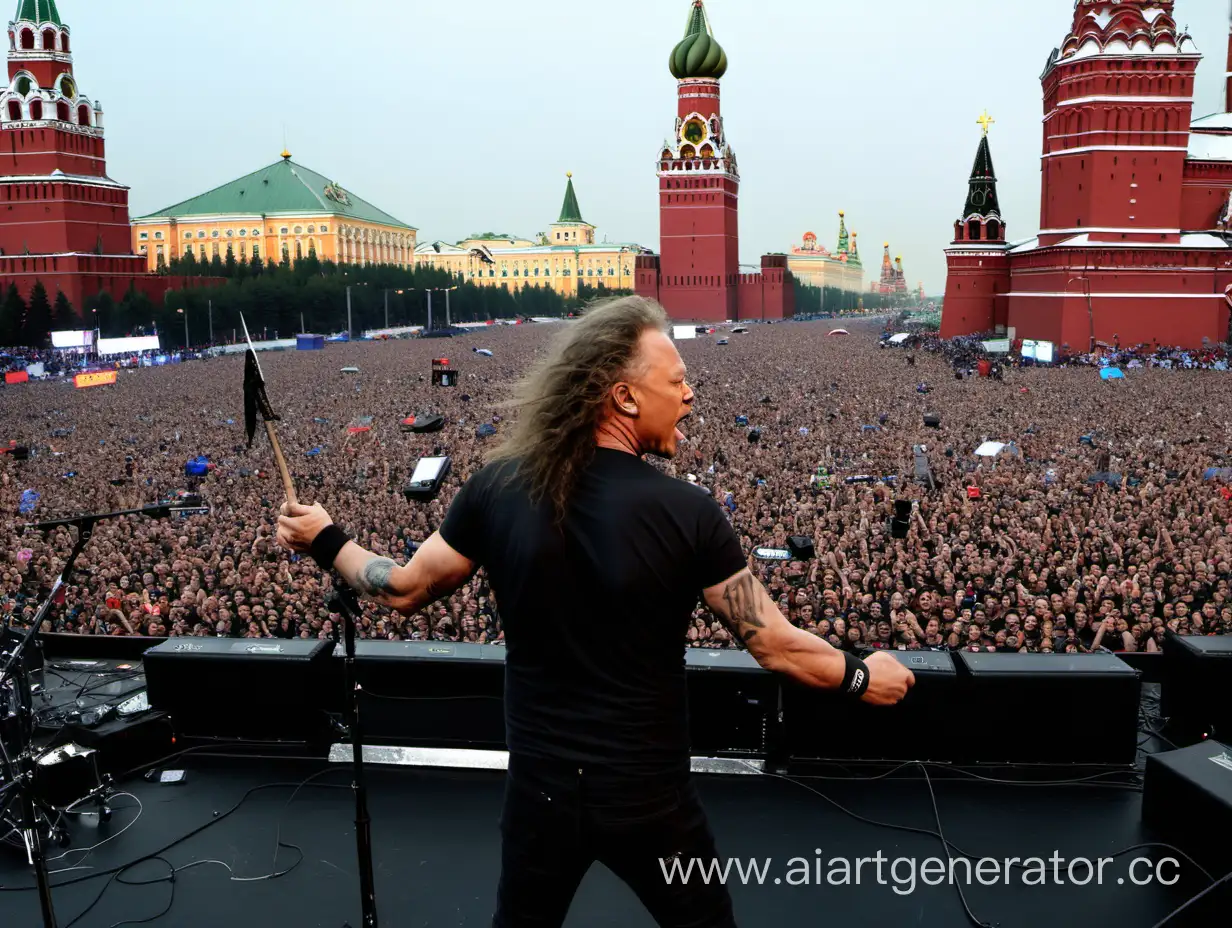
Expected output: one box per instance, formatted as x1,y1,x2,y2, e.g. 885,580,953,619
241,314,298,506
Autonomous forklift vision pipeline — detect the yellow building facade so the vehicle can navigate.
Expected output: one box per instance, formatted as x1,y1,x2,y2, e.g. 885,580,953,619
130,152,416,271
414,174,648,297
785,212,866,293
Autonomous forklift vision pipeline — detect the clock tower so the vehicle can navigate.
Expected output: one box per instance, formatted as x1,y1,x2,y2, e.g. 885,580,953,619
635,0,793,322
0,0,186,323
638,0,740,321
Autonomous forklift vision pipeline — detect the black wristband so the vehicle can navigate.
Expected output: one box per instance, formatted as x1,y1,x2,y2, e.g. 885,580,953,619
841,650,870,698
309,524,351,572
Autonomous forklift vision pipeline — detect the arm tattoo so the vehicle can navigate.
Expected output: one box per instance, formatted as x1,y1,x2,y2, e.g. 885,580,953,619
356,557,398,597
720,572,765,643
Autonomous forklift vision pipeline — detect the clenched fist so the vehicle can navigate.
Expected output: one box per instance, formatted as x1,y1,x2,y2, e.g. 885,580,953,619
276,501,334,554
860,651,916,706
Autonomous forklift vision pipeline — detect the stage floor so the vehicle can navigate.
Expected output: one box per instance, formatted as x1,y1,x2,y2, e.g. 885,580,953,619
1,751,1226,928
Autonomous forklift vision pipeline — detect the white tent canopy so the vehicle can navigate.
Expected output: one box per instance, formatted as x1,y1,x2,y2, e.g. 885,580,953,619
975,441,1019,457
888,333,910,344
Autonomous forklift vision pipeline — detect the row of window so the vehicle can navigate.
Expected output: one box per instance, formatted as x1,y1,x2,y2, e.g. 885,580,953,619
12,27,69,53
4,99,91,125
481,267,621,278
139,225,338,242
179,241,262,260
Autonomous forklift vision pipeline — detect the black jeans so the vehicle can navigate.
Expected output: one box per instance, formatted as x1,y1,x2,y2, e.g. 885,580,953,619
492,753,737,928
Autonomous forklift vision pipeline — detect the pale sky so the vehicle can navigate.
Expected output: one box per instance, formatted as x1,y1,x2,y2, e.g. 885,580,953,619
60,0,1231,294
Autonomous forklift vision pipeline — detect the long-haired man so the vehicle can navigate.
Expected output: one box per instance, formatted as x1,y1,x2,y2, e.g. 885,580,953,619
277,296,914,926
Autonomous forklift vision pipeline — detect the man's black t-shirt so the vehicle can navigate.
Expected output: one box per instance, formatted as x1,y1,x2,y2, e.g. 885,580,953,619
439,448,747,777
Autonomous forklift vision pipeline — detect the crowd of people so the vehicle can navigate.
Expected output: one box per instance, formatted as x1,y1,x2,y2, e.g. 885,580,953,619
2,314,1230,657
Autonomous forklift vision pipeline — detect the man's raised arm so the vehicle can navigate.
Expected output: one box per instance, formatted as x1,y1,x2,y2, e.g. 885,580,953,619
702,568,914,706
277,502,476,616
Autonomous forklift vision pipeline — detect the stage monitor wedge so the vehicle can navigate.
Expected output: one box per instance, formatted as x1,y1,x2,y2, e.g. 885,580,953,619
951,651,1140,765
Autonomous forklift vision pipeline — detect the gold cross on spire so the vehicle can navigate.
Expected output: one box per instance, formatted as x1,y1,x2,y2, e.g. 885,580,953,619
977,110,995,136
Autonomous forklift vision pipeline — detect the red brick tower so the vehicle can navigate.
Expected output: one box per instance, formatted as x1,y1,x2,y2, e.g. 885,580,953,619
1038,0,1196,246
940,1,1232,350
0,0,177,316
635,1,794,322
642,0,737,320
940,113,1011,337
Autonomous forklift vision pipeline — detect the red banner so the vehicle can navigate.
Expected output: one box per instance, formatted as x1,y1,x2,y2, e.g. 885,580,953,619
74,370,117,389
4,371,28,384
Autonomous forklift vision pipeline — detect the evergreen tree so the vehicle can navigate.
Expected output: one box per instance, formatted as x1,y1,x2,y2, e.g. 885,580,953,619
22,281,53,347
210,252,224,276
86,290,117,337
51,290,76,331
225,246,237,276
117,285,155,337
0,283,25,347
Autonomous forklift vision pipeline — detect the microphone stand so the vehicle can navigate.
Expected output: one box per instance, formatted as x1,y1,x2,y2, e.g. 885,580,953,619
2,504,207,928
326,582,378,928
2,516,98,928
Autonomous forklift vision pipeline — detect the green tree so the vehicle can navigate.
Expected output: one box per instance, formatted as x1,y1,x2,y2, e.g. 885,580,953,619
22,281,53,347
117,285,154,337
0,283,25,347
51,290,76,331
85,289,117,337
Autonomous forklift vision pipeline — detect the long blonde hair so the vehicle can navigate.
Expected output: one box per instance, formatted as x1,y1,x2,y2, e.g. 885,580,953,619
487,296,669,521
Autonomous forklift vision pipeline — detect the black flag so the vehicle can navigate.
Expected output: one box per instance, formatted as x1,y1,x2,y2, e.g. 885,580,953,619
244,349,279,449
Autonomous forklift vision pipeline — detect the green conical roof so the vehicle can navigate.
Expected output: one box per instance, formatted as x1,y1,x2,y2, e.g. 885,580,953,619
558,172,584,223
962,134,1002,220
669,1,727,80
836,211,849,255
15,0,61,25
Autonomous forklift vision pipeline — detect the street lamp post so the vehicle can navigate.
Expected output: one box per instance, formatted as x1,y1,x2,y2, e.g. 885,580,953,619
177,308,189,349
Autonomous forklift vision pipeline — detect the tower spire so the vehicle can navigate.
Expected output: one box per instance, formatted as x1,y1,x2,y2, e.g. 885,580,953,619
836,211,849,255
952,116,1006,245
558,171,584,223
879,243,896,293
963,119,1001,221
849,231,859,263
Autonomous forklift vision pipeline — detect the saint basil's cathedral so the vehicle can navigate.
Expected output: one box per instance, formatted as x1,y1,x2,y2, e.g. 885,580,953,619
942,0,1232,350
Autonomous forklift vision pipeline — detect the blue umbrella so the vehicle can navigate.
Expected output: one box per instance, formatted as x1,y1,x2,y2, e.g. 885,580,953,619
1100,368,1125,381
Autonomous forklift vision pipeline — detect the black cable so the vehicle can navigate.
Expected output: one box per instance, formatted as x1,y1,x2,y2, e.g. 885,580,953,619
0,772,348,895
64,857,175,928
789,759,1144,791
762,763,1216,914
360,689,501,702
917,764,993,928
1148,870,1232,928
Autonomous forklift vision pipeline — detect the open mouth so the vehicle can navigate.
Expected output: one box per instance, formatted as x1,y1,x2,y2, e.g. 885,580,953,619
675,413,691,442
